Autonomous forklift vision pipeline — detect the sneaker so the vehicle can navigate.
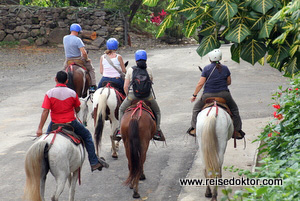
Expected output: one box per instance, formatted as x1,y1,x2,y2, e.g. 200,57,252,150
186,127,196,137
91,162,103,172
89,85,97,93
153,130,165,141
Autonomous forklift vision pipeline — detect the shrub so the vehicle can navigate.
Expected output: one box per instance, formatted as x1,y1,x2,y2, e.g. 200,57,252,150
222,76,300,201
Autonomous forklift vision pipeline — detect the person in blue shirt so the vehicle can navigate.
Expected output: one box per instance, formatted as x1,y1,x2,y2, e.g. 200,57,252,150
187,49,245,139
63,23,97,93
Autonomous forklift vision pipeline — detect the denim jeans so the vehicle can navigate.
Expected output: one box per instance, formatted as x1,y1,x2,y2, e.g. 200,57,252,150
47,120,99,166
98,76,124,93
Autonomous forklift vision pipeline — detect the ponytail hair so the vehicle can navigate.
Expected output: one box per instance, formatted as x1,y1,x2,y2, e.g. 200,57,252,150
104,50,115,54
212,61,222,72
137,60,147,69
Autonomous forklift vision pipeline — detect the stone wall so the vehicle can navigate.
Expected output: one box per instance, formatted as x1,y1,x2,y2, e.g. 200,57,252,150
0,5,124,49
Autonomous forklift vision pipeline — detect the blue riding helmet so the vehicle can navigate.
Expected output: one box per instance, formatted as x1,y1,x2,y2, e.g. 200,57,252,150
106,38,119,50
70,23,82,32
135,50,147,61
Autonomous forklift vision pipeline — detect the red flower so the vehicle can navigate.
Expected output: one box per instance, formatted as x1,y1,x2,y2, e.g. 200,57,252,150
273,112,283,120
159,9,168,17
274,131,280,135
295,88,299,91
268,133,272,137
277,114,283,120
272,104,281,109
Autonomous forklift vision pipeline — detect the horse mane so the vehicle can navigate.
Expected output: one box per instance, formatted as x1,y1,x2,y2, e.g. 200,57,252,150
201,114,221,178
66,71,75,90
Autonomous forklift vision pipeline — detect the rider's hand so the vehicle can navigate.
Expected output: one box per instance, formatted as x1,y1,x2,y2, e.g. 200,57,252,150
36,128,43,137
190,96,196,102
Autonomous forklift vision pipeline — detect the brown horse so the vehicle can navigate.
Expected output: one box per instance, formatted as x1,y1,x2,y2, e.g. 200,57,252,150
65,62,91,126
66,63,90,98
120,101,156,198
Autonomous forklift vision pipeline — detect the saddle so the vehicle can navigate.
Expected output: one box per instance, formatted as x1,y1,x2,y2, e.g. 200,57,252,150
46,124,83,146
125,100,156,120
202,97,232,117
102,81,125,97
67,59,86,69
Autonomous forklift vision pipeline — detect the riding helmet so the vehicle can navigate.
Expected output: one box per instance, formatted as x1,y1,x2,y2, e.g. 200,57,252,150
70,23,82,32
208,49,222,62
106,38,119,50
135,50,147,61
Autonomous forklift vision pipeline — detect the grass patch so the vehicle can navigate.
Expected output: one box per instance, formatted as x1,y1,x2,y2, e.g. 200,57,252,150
0,41,20,48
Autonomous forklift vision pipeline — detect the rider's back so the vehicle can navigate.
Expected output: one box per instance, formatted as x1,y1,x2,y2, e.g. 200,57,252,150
63,35,84,58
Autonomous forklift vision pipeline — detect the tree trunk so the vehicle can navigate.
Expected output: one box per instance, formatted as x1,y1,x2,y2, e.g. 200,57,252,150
128,0,142,25
81,31,97,40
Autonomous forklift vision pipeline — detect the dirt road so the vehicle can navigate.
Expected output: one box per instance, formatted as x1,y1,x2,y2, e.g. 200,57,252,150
0,44,288,201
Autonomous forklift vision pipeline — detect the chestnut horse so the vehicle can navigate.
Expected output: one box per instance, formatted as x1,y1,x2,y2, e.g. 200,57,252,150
196,101,233,201
66,63,91,126
120,101,156,198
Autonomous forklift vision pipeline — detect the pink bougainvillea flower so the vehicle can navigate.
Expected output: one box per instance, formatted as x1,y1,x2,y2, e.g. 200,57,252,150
159,9,168,17
272,104,281,109
268,133,272,137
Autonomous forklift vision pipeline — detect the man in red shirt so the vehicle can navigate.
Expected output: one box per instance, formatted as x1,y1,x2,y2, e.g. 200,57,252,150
36,70,108,171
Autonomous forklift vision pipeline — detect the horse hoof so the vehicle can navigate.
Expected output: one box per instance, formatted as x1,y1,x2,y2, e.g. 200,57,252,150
112,154,118,159
139,173,146,180
133,192,140,198
205,193,212,198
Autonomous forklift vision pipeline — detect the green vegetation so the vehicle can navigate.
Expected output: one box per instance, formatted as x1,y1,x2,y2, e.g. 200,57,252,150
0,41,20,48
222,76,300,200
20,0,92,7
146,0,300,76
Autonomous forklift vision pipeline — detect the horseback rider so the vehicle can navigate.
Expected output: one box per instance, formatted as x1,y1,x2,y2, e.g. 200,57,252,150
116,50,165,141
98,38,126,94
187,49,245,139
63,23,97,93
36,70,108,172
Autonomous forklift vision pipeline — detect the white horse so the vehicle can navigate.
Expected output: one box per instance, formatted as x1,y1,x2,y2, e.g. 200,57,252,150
77,96,91,127
196,103,234,201
24,133,85,201
93,85,124,158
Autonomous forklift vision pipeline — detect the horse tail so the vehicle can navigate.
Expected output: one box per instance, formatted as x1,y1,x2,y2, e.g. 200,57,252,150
125,118,142,186
201,114,221,178
24,141,49,201
94,92,107,153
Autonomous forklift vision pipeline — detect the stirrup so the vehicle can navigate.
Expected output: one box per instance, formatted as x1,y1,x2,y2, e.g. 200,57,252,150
232,130,245,140
153,130,165,141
